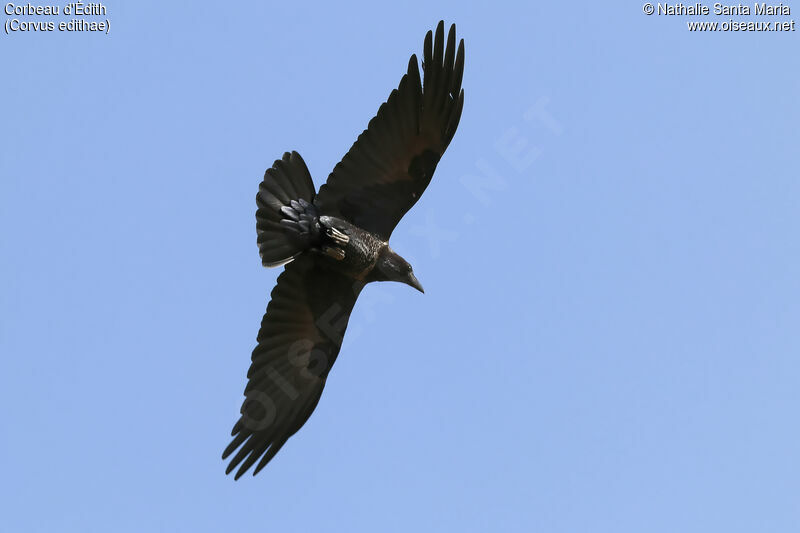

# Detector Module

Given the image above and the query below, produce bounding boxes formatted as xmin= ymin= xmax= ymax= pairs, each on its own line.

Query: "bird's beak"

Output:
xmin=406 ymin=272 xmax=424 ymax=294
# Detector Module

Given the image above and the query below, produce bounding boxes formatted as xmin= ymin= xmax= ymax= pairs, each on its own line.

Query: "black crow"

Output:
xmin=223 ymin=21 xmax=465 ymax=478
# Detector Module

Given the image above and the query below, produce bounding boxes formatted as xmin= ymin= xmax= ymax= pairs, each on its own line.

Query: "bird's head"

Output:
xmin=374 ymin=246 xmax=424 ymax=293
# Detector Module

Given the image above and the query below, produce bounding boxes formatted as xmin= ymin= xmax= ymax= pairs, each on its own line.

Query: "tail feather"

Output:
xmin=256 ymin=152 xmax=319 ymax=267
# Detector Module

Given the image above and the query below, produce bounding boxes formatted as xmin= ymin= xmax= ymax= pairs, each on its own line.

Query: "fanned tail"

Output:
xmin=255 ymin=151 xmax=320 ymax=267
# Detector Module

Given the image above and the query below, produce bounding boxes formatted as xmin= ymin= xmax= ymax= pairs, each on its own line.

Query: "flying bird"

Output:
xmin=223 ymin=21 xmax=465 ymax=478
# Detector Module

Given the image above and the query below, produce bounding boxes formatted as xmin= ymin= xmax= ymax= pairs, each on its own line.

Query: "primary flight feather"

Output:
xmin=223 ymin=21 xmax=465 ymax=479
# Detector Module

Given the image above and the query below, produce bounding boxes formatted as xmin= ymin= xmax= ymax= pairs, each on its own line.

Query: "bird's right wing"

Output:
xmin=223 ymin=256 xmax=364 ymax=478
xmin=314 ymin=21 xmax=465 ymax=241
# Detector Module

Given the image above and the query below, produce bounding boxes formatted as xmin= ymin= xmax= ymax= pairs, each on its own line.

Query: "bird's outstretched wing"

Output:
xmin=314 ymin=21 xmax=465 ymax=240
xmin=223 ymin=256 xmax=364 ymax=478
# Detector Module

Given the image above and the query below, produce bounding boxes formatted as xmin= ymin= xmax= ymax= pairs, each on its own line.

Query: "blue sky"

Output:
xmin=2 ymin=1 xmax=799 ymax=531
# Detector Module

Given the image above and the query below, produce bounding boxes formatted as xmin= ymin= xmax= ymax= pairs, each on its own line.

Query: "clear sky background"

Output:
xmin=2 ymin=1 xmax=799 ymax=531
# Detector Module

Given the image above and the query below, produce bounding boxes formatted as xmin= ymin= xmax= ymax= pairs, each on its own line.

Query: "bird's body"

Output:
xmin=223 ymin=21 xmax=464 ymax=478
xmin=316 ymin=215 xmax=385 ymax=280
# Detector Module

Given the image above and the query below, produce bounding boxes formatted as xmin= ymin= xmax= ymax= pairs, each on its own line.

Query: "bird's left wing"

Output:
xmin=314 ymin=21 xmax=465 ymax=240
xmin=223 ymin=256 xmax=364 ymax=478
